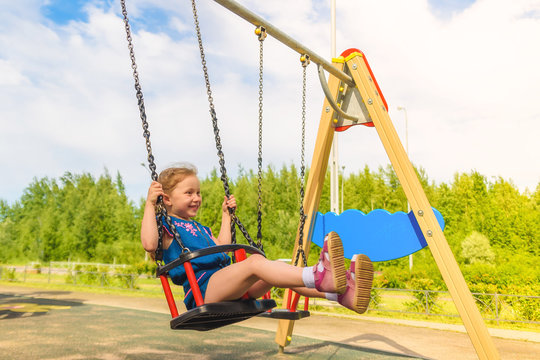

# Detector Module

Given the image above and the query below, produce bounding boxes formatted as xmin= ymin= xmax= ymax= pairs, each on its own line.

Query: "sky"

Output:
xmin=1 ymin=0 xmax=539 ymax=206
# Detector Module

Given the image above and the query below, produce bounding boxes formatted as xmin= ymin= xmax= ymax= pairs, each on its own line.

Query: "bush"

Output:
xmin=513 ymin=296 xmax=540 ymax=322
xmin=405 ymin=278 xmax=442 ymax=314
xmin=75 ymin=265 xmax=100 ymax=286
xmin=32 ymin=263 xmax=42 ymax=274
xmin=1 ymin=267 xmax=17 ymax=281
xmin=504 ymin=284 xmax=540 ymax=322
xmin=469 ymin=283 xmax=499 ymax=316
xmin=374 ymin=268 xmax=407 ymax=289
xmin=464 ymin=263 xmax=500 ymax=287
xmin=461 ymin=231 xmax=495 ymax=265
xmin=369 ymin=288 xmax=381 ymax=309
xmin=114 ymin=272 xmax=137 ymax=289
xmin=129 ymin=261 xmax=157 ymax=276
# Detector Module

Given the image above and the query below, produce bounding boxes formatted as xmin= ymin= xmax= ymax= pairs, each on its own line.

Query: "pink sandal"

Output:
xmin=338 ymin=254 xmax=374 ymax=314
xmin=313 ymin=231 xmax=347 ymax=294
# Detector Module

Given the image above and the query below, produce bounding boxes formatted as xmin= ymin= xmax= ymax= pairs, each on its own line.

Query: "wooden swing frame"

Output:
xmin=210 ymin=1 xmax=501 ymax=359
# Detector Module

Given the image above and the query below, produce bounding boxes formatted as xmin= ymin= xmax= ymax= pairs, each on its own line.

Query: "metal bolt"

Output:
xmin=368 ymin=99 xmax=373 ymax=105
xmin=352 ymin=64 xmax=358 ymax=70
xmin=418 ymin=210 xmax=424 ymax=216
xmin=326 ymin=106 xmax=330 ymax=113
xmin=427 ymin=230 xmax=433 ymax=237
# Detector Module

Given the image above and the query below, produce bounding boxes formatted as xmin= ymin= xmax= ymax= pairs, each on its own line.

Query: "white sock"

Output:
xmin=350 ymin=254 xmax=358 ymax=280
xmin=326 ymin=292 xmax=338 ymax=302
xmin=302 ymin=266 xmax=315 ymax=288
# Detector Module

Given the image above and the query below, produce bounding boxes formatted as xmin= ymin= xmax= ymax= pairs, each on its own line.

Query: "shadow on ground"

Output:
xmin=286 ymin=333 xmax=429 ymax=359
xmin=0 ymin=292 xmax=83 ymax=320
xmin=0 ymin=291 xmax=425 ymax=360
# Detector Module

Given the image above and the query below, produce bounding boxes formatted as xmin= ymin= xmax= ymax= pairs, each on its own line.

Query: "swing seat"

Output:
xmin=171 ymin=300 xmax=276 ymax=331
xmin=171 ymin=299 xmax=276 ymax=331
xmin=157 ymin=244 xmax=277 ymax=331
xmin=258 ymin=309 xmax=310 ymax=320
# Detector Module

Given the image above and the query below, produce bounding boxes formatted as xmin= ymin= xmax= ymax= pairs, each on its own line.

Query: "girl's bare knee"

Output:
xmin=247 ymin=253 xmax=265 ymax=264
xmin=245 ymin=254 xmax=266 ymax=272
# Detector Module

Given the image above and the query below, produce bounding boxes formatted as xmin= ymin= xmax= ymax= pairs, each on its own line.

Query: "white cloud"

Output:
xmin=0 ymin=59 xmax=29 ymax=85
xmin=334 ymin=0 xmax=540 ymax=192
xmin=0 ymin=0 xmax=539 ymax=206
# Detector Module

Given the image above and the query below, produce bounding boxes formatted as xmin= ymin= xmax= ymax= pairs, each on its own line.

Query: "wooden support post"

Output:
xmin=274 ymin=60 xmax=345 ymax=349
xmin=344 ymin=51 xmax=500 ymax=360
xmin=275 ymin=47 xmax=500 ymax=360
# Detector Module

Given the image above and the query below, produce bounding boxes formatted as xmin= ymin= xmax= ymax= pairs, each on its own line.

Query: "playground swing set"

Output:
xmin=120 ymin=0 xmax=501 ymax=359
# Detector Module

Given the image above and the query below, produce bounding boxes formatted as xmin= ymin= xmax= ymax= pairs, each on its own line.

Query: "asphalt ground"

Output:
xmin=1 ymin=284 xmax=538 ymax=360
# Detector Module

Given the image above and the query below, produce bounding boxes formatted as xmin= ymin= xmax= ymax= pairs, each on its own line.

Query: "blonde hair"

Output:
xmin=158 ymin=162 xmax=198 ymax=193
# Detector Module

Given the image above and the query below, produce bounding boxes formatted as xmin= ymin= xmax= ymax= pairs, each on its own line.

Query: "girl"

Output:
xmin=141 ymin=163 xmax=374 ymax=314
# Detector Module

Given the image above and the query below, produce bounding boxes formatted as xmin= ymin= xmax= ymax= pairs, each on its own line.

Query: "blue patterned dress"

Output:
xmin=161 ymin=216 xmax=231 ymax=310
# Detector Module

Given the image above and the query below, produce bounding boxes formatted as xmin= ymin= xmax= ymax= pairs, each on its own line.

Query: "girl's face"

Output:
xmin=163 ymin=175 xmax=202 ymax=220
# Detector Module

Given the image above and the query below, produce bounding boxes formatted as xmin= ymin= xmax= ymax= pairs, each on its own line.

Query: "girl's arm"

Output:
xmin=141 ymin=181 xmax=165 ymax=252
xmin=214 ymin=195 xmax=237 ymax=245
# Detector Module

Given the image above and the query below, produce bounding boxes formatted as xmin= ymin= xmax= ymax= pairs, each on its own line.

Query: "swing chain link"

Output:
xmin=120 ymin=0 xmax=157 ymax=183
xmin=120 ymin=0 xmax=189 ymax=260
xmin=294 ymin=55 xmax=310 ymax=267
xmin=191 ymin=0 xmax=259 ymax=251
xmin=256 ymin=26 xmax=266 ymax=250
xmin=190 ymin=0 xmax=225 ymax=189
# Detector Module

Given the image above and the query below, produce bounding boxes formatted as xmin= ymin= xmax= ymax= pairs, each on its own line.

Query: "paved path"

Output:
xmin=1 ymin=284 xmax=538 ymax=359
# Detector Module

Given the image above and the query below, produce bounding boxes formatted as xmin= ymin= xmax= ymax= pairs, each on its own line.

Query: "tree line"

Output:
xmin=0 ymin=165 xmax=538 ymax=295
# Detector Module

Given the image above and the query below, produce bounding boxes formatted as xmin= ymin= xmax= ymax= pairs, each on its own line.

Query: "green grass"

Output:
xmin=0 ymin=279 xmax=165 ymax=298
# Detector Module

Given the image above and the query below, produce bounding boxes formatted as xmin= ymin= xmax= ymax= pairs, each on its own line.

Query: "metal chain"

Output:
xmin=120 ymin=0 xmax=157 ymax=182
xmin=190 ymin=0 xmax=258 ymax=249
xmin=256 ymin=26 xmax=266 ymax=250
xmin=294 ymin=54 xmax=310 ymax=267
xmin=120 ymin=0 xmax=188 ymax=261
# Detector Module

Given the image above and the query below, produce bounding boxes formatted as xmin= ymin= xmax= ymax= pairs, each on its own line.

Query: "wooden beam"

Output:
xmin=345 ymin=51 xmax=500 ymax=360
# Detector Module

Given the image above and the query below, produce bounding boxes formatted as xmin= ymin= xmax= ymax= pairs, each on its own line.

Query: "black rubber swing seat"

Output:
xmin=170 ymin=299 xmax=276 ymax=331
xmin=258 ymin=308 xmax=310 ymax=320
xmin=157 ymin=244 xmax=277 ymax=331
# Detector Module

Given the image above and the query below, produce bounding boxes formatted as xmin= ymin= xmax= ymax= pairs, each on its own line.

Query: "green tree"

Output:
xmin=461 ymin=231 xmax=495 ymax=264
xmin=345 ymin=165 xmax=376 ymax=213
xmin=483 ymin=178 xmax=536 ymax=254
xmin=0 ymin=171 xmax=141 ymax=264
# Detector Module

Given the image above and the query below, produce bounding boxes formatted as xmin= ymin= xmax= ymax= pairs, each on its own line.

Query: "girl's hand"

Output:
xmin=222 ymin=195 xmax=237 ymax=213
xmin=147 ymin=181 xmax=164 ymax=206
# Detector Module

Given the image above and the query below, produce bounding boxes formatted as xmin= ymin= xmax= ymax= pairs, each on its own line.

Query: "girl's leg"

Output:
xmin=205 ymin=254 xmax=305 ymax=303
xmin=246 ymin=280 xmax=272 ymax=299
xmin=246 ymin=283 xmax=326 ymax=300
xmin=290 ymin=287 xmax=326 ymax=299
xmin=205 ymin=231 xmax=347 ymax=304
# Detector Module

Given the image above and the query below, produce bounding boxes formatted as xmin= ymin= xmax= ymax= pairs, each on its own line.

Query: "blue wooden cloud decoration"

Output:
xmin=311 ymin=208 xmax=445 ymax=262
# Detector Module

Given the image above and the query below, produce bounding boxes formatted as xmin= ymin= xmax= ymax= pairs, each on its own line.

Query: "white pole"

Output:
xmin=329 ymin=0 xmax=340 ymax=214
xmin=397 ymin=106 xmax=412 ymax=270
xmin=341 ymin=165 xmax=345 ymax=213
xmin=331 ymin=0 xmax=336 ymax=57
